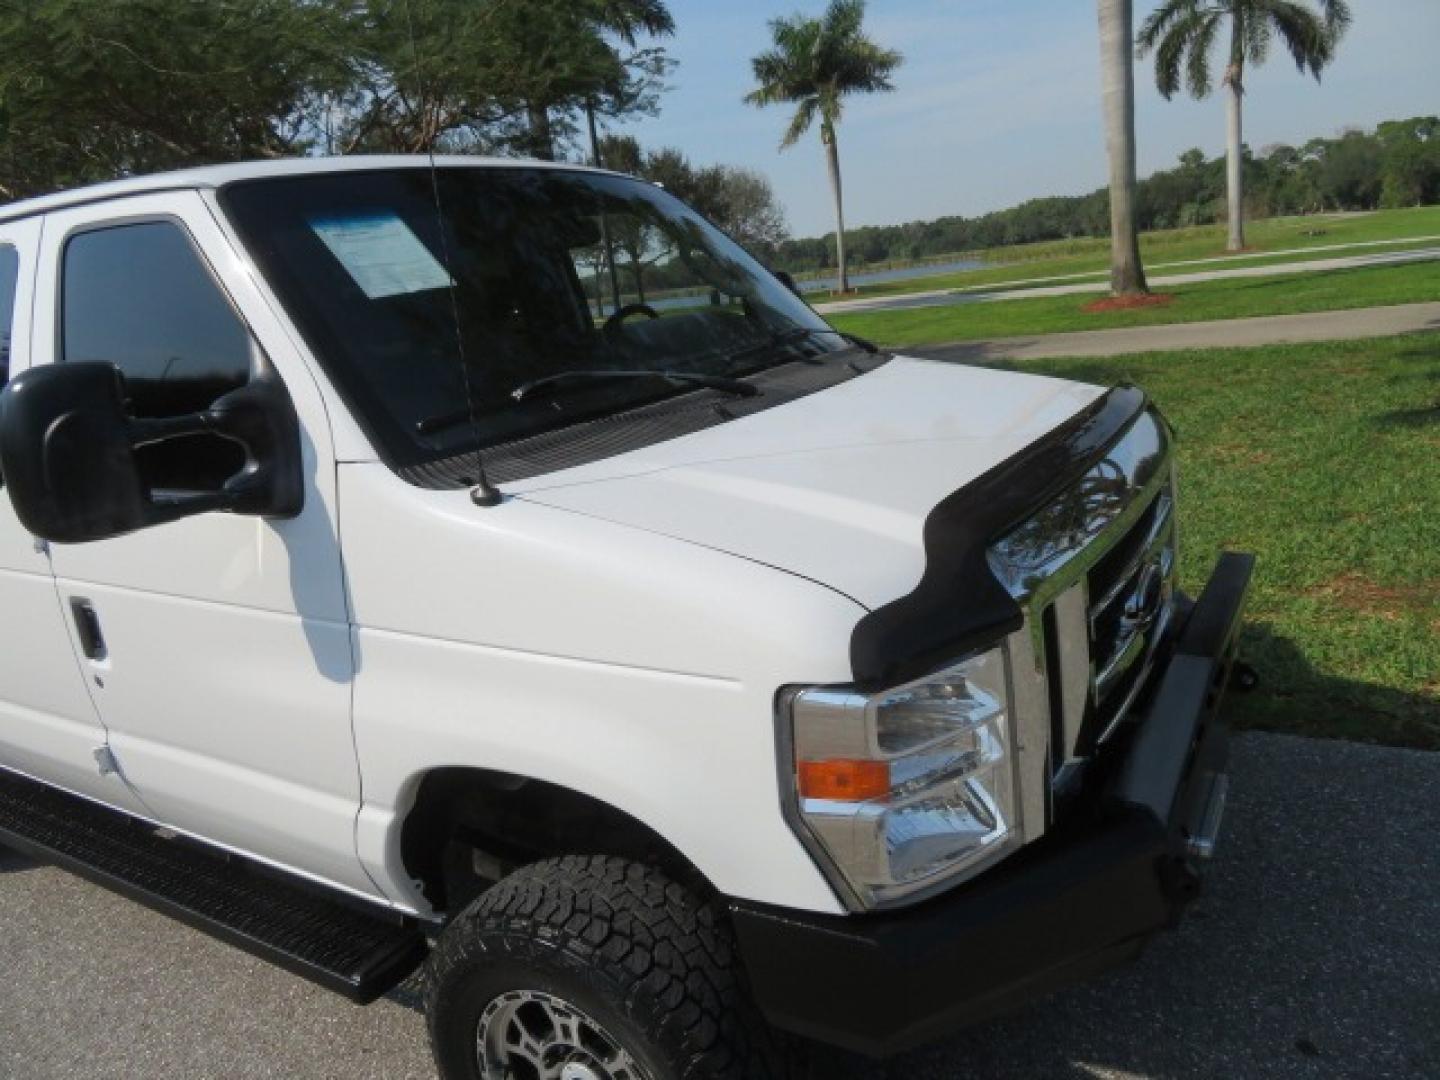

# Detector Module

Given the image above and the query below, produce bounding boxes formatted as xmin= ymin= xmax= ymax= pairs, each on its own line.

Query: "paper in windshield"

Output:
xmin=309 ymin=212 xmax=452 ymax=299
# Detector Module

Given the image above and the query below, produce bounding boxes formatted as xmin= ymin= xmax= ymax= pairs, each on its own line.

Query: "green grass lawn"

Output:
xmin=837 ymin=205 xmax=1440 ymax=300
xmin=988 ymin=333 xmax=1440 ymax=750
xmin=828 ymin=260 xmax=1440 ymax=348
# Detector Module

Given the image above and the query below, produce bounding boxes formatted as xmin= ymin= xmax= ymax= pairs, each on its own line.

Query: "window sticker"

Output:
xmin=309 ymin=212 xmax=452 ymax=299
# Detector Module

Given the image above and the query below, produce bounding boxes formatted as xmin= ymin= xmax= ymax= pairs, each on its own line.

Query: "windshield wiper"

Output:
xmin=414 ymin=370 xmax=759 ymax=437
xmin=510 ymin=369 xmax=760 ymax=404
xmin=721 ymin=326 xmax=879 ymax=371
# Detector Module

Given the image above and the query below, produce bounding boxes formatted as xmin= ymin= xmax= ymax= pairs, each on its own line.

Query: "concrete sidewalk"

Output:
xmin=903 ymin=301 xmax=1440 ymax=364
xmin=1148 ymin=232 xmax=1440 ymax=271
xmin=817 ymin=246 xmax=1440 ymax=315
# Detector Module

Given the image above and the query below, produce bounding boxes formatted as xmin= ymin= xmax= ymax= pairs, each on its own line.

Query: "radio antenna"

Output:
xmin=403 ymin=0 xmax=502 ymax=506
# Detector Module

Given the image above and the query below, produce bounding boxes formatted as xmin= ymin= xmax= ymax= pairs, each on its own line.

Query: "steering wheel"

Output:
xmin=603 ymin=303 xmax=660 ymax=337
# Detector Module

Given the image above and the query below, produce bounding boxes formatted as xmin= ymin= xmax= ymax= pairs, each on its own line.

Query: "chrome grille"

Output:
xmin=1085 ymin=488 xmax=1176 ymax=748
xmin=989 ymin=406 xmax=1177 ymax=812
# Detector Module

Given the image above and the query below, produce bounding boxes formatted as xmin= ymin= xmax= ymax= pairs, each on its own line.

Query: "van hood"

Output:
xmin=514 ymin=357 xmax=1105 ymax=609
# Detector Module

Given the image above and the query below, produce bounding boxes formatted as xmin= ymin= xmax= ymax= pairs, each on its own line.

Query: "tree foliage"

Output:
xmin=0 ymin=0 xmax=674 ymax=199
xmin=0 ymin=0 xmax=351 ymax=198
xmin=1137 ymin=0 xmax=1351 ymax=99
xmin=599 ymin=134 xmax=789 ymax=258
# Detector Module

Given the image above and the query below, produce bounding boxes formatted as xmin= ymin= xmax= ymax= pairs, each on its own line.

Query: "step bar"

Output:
xmin=0 ymin=767 xmax=427 ymax=1003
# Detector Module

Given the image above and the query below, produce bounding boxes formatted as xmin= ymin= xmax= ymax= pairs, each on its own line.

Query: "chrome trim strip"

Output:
xmin=1089 ymin=494 xmax=1175 ymax=623
xmin=1095 ymin=599 xmax=1175 ymax=745
xmin=771 ymin=687 xmax=870 ymax=914
xmin=1093 ymin=532 xmax=1177 ymax=741
xmin=1187 ymin=773 xmax=1229 ymax=860
xmin=1051 ymin=583 xmax=1093 ymax=764
xmin=1004 ymin=619 xmax=1051 ymax=845
xmin=987 ymin=410 xmax=1170 ymax=605
xmin=1095 ymin=620 xmax=1149 ymax=699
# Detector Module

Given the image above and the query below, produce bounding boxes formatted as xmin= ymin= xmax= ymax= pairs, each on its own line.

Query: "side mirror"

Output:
xmin=0 ymin=362 xmax=302 ymax=544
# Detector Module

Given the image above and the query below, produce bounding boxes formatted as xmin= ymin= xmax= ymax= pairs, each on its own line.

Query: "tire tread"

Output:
xmin=424 ymin=855 xmax=785 ymax=1080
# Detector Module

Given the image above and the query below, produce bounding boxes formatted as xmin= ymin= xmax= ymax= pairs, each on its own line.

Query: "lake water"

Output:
xmin=601 ymin=255 xmax=990 ymax=315
xmin=797 ymin=257 xmax=987 ymax=294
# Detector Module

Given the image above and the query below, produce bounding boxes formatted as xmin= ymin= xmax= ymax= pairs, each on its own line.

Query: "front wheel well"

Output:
xmin=399 ymin=767 xmax=709 ymax=916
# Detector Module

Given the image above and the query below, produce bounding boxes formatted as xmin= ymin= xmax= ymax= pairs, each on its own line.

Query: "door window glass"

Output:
xmin=0 ymin=245 xmax=20 ymax=385
xmin=61 ymin=221 xmax=251 ymax=489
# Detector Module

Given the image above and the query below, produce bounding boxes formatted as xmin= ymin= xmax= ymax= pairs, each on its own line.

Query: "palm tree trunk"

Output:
xmin=1223 ymin=15 xmax=1246 ymax=252
xmin=1098 ymin=0 xmax=1148 ymax=295
xmin=1224 ymin=78 xmax=1245 ymax=250
xmin=823 ymin=122 xmax=849 ymax=293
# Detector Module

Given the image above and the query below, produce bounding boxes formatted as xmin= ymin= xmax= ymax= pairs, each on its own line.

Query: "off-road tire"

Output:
xmin=424 ymin=854 xmax=788 ymax=1080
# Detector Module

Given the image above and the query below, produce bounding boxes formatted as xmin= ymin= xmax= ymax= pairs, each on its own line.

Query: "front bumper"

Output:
xmin=731 ymin=552 xmax=1254 ymax=1057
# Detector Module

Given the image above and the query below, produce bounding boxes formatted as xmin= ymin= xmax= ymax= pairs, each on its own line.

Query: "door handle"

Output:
xmin=70 ymin=599 xmax=107 ymax=660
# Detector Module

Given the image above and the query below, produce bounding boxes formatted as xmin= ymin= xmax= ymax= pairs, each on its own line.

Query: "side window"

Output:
xmin=62 ymin=221 xmax=251 ymax=490
xmin=0 ymin=245 xmax=20 ymax=385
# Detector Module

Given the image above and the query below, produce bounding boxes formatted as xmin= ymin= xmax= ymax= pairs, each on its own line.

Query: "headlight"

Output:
xmin=783 ymin=647 xmax=1020 ymax=910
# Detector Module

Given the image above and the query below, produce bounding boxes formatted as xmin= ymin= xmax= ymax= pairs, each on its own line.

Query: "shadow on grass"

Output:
xmin=1377 ymin=404 xmax=1440 ymax=429
xmin=1219 ymin=261 xmax=1426 ymax=294
xmin=1230 ymin=622 xmax=1438 ymax=749
xmin=981 ymin=355 xmax=1134 ymax=384
xmin=1377 ymin=340 xmax=1440 ymax=427
xmin=1389 ymin=340 xmax=1440 ymax=363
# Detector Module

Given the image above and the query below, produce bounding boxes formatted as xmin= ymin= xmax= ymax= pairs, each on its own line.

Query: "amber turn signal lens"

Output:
xmin=797 ymin=759 xmax=891 ymax=802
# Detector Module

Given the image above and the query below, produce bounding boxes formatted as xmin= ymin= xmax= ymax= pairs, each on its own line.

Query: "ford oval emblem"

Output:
xmin=1122 ymin=562 xmax=1165 ymax=632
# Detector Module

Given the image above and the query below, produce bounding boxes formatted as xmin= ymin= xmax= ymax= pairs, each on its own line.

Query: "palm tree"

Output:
xmin=1098 ymin=0 xmax=1148 ymax=295
xmin=745 ymin=0 xmax=900 ymax=293
xmin=1137 ymin=0 xmax=1351 ymax=252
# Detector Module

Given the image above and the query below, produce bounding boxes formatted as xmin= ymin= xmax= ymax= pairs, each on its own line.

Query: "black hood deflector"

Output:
xmin=850 ymin=385 xmax=1148 ymax=687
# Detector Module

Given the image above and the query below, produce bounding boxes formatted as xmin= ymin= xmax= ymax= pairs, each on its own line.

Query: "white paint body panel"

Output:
xmin=0 ymin=167 xmax=1107 ymax=917
xmin=26 ymin=192 xmax=374 ymax=895
xmin=515 ymin=359 xmax=1104 ymax=608
xmin=338 ymin=361 xmax=1097 ymax=912
xmin=341 ymin=465 xmax=861 ymax=913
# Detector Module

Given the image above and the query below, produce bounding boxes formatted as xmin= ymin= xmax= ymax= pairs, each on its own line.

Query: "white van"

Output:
xmin=0 ymin=157 xmax=1252 ymax=1080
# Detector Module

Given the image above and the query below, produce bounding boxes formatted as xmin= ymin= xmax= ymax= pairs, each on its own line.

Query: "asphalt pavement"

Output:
xmin=2 ymin=731 xmax=1437 ymax=1079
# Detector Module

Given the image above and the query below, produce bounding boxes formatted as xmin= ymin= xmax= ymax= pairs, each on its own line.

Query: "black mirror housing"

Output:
xmin=208 ymin=376 xmax=304 ymax=518
xmin=0 ymin=363 xmax=155 ymax=542
xmin=0 ymin=362 xmax=302 ymax=544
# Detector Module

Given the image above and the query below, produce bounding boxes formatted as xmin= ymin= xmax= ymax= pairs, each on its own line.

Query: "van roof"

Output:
xmin=0 ymin=155 xmax=616 ymax=225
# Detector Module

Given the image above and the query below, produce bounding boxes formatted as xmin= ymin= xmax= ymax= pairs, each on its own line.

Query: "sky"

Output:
xmin=619 ymin=0 xmax=1440 ymax=238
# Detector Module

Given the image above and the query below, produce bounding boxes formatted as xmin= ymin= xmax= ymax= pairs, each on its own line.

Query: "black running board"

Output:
xmin=0 ymin=767 xmax=426 ymax=1003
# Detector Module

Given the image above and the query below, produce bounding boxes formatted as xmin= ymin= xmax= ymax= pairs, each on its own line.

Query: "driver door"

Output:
xmin=0 ymin=216 xmax=152 ymax=813
xmin=31 ymin=193 xmax=375 ymax=896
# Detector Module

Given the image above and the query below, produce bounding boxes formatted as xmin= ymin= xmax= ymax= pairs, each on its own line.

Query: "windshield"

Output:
xmin=220 ymin=166 xmax=848 ymax=470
